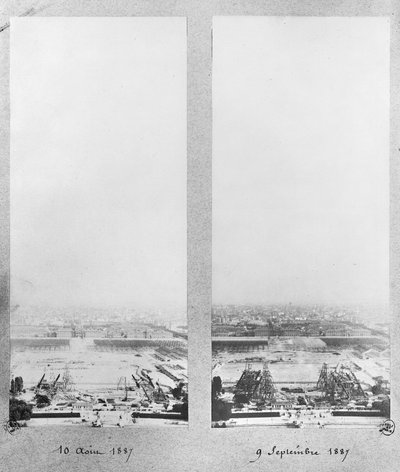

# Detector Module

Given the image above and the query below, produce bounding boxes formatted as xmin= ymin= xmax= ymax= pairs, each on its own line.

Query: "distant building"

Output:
xmin=212 ymin=325 xmax=236 ymax=336
xmin=254 ymin=326 xmax=273 ymax=337
xmin=57 ymin=328 xmax=73 ymax=338
xmin=282 ymin=327 xmax=302 ymax=337
xmin=10 ymin=325 xmax=47 ymax=338
xmin=85 ymin=329 xmax=105 ymax=338
xmin=324 ymin=324 xmax=349 ymax=336
xmin=151 ymin=329 xmax=173 ymax=339
xmin=124 ymin=328 xmax=147 ymax=338
xmin=350 ymin=327 xmax=371 ymax=336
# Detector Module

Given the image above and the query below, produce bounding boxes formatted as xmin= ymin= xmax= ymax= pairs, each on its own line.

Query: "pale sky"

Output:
xmin=213 ymin=17 xmax=390 ymax=306
xmin=11 ymin=18 xmax=187 ymax=310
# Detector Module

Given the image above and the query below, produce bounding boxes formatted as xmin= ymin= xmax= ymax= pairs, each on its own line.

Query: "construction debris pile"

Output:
xmin=233 ymin=362 xmax=274 ymax=405
xmin=317 ymin=362 xmax=365 ymax=401
xmin=118 ymin=371 xmax=169 ymax=404
xmin=224 ymin=359 xmax=374 ymax=412
xmin=15 ymin=360 xmax=189 ymax=427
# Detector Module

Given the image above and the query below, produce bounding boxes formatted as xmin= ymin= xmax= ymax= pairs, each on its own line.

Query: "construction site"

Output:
xmin=212 ymin=337 xmax=390 ymax=428
xmin=11 ymin=336 xmax=188 ymax=427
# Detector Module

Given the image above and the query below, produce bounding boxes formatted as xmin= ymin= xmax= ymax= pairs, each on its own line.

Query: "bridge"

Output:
xmin=318 ymin=336 xmax=385 ymax=346
xmin=93 ymin=338 xmax=187 ymax=350
xmin=164 ymin=329 xmax=188 ymax=340
xmin=11 ymin=338 xmax=70 ymax=351
xmin=212 ymin=337 xmax=270 ymax=351
xmin=11 ymin=337 xmax=187 ymax=351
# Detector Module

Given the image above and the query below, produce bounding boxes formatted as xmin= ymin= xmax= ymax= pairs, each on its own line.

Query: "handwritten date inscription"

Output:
xmin=250 ymin=445 xmax=350 ymax=463
xmin=53 ymin=445 xmax=133 ymax=463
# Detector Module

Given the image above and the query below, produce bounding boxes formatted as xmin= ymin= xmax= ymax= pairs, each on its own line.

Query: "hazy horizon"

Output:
xmin=11 ymin=301 xmax=187 ymax=314
xmin=213 ymin=17 xmax=390 ymax=307
xmin=11 ymin=18 xmax=187 ymax=310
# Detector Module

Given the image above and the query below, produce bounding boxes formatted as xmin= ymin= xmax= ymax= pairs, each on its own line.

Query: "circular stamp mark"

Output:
xmin=3 ymin=419 xmax=21 ymax=435
xmin=379 ymin=419 xmax=395 ymax=436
